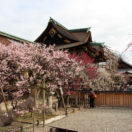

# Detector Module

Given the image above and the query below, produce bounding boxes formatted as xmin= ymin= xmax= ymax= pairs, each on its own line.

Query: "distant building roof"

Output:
xmin=0 ymin=30 xmax=35 ymax=44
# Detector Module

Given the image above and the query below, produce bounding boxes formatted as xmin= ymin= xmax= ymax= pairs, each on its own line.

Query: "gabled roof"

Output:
xmin=0 ymin=30 xmax=35 ymax=44
xmin=35 ymin=17 xmax=92 ymax=45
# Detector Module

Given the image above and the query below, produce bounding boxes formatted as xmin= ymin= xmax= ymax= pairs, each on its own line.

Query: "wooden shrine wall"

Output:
xmin=69 ymin=91 xmax=132 ymax=107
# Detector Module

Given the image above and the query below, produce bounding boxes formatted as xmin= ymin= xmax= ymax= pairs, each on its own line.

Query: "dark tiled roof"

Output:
xmin=35 ymin=18 xmax=91 ymax=43
xmin=51 ymin=22 xmax=80 ymax=42
xmin=70 ymin=32 xmax=90 ymax=42
xmin=51 ymin=18 xmax=91 ymax=42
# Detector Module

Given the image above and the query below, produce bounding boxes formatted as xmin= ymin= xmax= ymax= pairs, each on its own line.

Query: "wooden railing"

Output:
xmin=69 ymin=91 xmax=89 ymax=108
xmin=69 ymin=91 xmax=132 ymax=107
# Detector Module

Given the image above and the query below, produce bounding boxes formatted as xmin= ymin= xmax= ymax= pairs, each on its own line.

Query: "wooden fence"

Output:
xmin=69 ymin=91 xmax=132 ymax=107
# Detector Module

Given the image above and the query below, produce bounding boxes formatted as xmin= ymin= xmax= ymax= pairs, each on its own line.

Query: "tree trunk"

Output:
xmin=75 ymin=96 xmax=78 ymax=107
xmin=34 ymin=87 xmax=37 ymax=108
xmin=0 ymin=86 xmax=9 ymax=114
xmin=67 ymin=95 xmax=69 ymax=106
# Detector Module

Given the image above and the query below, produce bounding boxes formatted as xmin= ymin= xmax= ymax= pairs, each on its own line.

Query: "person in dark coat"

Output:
xmin=89 ymin=88 xmax=95 ymax=108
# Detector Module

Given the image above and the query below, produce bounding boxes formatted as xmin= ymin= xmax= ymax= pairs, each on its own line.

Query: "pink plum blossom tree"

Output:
xmin=0 ymin=41 xmax=98 ymax=111
xmin=0 ymin=42 xmax=82 ymax=107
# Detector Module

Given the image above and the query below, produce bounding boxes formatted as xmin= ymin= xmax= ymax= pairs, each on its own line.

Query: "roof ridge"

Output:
xmin=0 ymin=30 xmax=36 ymax=44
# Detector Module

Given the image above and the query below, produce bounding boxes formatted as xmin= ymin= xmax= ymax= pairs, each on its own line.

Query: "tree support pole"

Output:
xmin=42 ymin=89 xmax=45 ymax=127
xmin=32 ymin=110 xmax=35 ymax=132
xmin=32 ymin=87 xmax=37 ymax=132
xmin=59 ymin=86 xmax=65 ymax=109
xmin=42 ymin=79 xmax=46 ymax=128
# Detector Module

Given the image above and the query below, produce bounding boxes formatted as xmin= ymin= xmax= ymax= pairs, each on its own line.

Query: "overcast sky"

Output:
xmin=0 ymin=0 xmax=132 ymax=53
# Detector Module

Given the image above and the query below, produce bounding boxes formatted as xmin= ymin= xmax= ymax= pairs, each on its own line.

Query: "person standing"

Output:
xmin=89 ymin=88 xmax=96 ymax=108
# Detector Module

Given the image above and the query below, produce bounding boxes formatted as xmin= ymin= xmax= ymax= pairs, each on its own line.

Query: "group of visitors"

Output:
xmin=88 ymin=83 xmax=132 ymax=108
xmin=119 ymin=84 xmax=132 ymax=91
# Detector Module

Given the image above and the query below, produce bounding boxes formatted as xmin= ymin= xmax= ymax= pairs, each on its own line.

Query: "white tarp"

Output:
xmin=121 ymin=42 xmax=132 ymax=66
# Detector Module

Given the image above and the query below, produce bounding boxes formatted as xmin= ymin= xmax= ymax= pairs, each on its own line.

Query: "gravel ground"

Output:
xmin=26 ymin=107 xmax=132 ymax=132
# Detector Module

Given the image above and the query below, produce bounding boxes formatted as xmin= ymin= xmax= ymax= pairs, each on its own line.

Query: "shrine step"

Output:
xmin=50 ymin=127 xmax=78 ymax=132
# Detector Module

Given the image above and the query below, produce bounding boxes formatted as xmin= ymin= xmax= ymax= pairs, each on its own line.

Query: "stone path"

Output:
xmin=26 ymin=107 xmax=132 ymax=132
